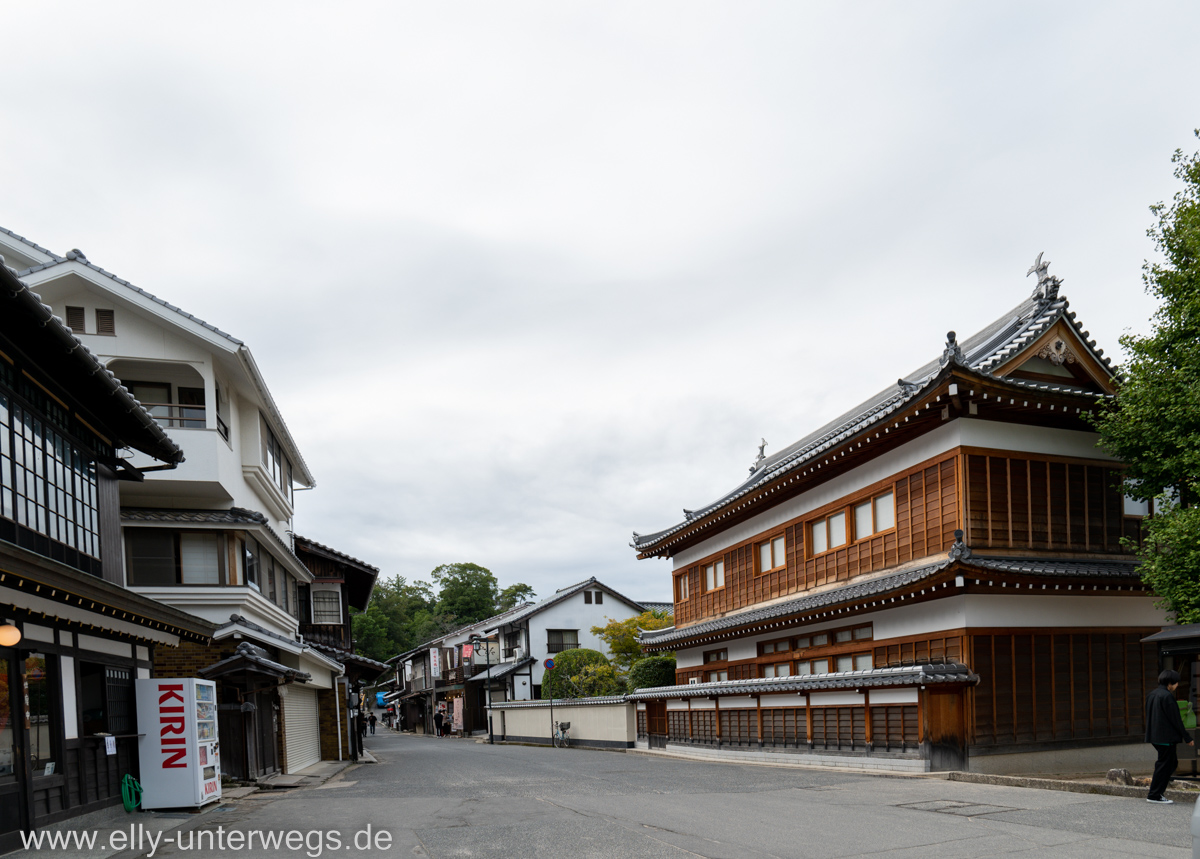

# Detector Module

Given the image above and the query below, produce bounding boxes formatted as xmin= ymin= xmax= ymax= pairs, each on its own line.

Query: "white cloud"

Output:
xmin=3 ymin=0 xmax=1196 ymax=603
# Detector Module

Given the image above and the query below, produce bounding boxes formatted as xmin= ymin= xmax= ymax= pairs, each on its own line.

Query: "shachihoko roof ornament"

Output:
xmin=1027 ymin=251 xmax=1061 ymax=302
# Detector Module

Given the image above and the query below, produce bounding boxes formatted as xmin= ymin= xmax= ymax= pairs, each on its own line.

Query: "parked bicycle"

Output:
xmin=553 ymin=720 xmax=571 ymax=748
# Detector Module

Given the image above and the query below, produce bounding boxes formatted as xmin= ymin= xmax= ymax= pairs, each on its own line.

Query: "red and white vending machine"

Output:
xmin=135 ymin=678 xmax=221 ymax=808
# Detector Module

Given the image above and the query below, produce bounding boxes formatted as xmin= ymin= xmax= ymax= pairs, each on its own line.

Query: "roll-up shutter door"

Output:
xmin=282 ymin=685 xmax=321 ymax=772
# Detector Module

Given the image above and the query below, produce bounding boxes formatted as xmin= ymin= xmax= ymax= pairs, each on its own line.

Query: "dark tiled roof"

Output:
xmin=970 ymin=558 xmax=1139 ymax=578
xmin=488 ymin=694 xmax=630 ymax=709
xmin=626 ymin=662 xmax=978 ymax=700
xmin=485 ymin=577 xmax=647 ymax=630
xmin=640 ymin=602 xmax=674 ymax=615
xmin=217 ymin=613 xmax=303 ymax=648
xmin=293 ymin=534 xmax=379 ymax=572
xmin=632 ymin=278 xmax=1114 ymax=554
xmin=305 ymin=640 xmax=390 ymax=671
xmin=639 ymin=560 xmax=952 ymax=647
xmin=198 ymin=641 xmax=311 ymax=682
xmin=123 ymin=506 xmax=268 ymax=526
xmin=122 ymin=507 xmax=309 ymax=574
xmin=638 ymin=556 xmax=1142 ymax=648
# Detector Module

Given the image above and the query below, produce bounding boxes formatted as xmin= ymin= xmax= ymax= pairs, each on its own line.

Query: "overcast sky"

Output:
xmin=4 ymin=2 xmax=1199 ymax=605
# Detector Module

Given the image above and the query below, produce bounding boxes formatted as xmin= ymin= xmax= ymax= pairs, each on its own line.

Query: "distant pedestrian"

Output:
xmin=433 ymin=707 xmax=444 ymax=737
xmin=1145 ymin=669 xmax=1194 ymax=803
xmin=368 ymin=712 xmax=377 ymax=735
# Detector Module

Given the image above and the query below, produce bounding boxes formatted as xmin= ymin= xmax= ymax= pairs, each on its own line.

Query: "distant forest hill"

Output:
xmin=351 ymin=563 xmax=536 ymax=662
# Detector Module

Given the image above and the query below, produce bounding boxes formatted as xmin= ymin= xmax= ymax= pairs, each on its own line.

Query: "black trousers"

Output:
xmin=1149 ymin=743 xmax=1178 ymax=798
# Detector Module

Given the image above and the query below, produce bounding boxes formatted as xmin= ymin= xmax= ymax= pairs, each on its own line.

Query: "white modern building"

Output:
xmin=0 ymin=227 xmax=343 ymax=778
xmin=485 ymin=577 xmax=647 ymax=700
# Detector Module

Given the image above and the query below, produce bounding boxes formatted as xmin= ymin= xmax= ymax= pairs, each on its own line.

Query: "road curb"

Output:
xmin=947 ymin=771 xmax=1200 ymax=803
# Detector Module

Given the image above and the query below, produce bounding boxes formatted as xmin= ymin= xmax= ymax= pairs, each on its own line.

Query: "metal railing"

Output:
xmin=137 ymin=402 xmax=207 ymax=430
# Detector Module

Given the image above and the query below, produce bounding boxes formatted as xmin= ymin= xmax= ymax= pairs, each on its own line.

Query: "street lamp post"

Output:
xmin=470 ymin=635 xmax=495 ymax=744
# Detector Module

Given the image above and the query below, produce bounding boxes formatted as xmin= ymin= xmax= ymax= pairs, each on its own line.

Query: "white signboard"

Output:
xmin=430 ymin=648 xmax=440 ymax=677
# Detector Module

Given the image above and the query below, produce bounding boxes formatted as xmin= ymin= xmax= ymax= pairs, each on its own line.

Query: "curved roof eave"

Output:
xmin=631 ymin=284 xmax=1115 ymax=557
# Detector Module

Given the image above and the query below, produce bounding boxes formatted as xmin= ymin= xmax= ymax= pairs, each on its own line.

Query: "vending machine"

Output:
xmin=135 ymin=678 xmax=221 ymax=809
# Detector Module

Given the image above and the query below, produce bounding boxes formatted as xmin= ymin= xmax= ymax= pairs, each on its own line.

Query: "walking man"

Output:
xmin=1146 ymin=668 xmax=1194 ymax=803
xmin=368 ymin=712 xmax=377 ymax=735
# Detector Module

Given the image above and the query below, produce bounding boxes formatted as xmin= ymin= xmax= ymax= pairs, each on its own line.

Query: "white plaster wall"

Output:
xmin=525 ymin=592 xmax=643 ymax=687
xmin=674 ymin=420 xmax=1110 ymax=570
xmin=493 ymin=702 xmax=635 ymax=745
xmin=28 ymin=268 xmax=296 ymax=535
xmin=669 ymin=593 xmax=1165 ymax=668
xmin=131 ymin=585 xmax=299 ymax=638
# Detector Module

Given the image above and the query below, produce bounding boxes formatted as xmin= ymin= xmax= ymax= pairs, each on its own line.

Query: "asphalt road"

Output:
xmin=143 ymin=732 xmax=1197 ymax=858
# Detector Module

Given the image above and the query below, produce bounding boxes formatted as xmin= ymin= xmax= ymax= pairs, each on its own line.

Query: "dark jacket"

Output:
xmin=1145 ymin=685 xmax=1194 ymax=745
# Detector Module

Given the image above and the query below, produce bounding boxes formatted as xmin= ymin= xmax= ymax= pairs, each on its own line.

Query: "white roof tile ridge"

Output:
xmin=0 ymin=225 xmax=62 ymax=261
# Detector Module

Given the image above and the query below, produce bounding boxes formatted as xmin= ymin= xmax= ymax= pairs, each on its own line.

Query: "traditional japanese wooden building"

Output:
xmin=629 ymin=259 xmax=1163 ymax=773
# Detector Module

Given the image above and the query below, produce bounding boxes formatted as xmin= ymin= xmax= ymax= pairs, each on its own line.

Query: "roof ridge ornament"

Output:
xmin=748 ymin=438 xmax=767 ymax=475
xmin=897 ymin=377 xmax=921 ymax=395
xmin=1026 ymin=251 xmax=1061 ymax=302
xmin=940 ymin=331 xmax=966 ymax=367
xmin=948 ymin=529 xmax=972 ymax=561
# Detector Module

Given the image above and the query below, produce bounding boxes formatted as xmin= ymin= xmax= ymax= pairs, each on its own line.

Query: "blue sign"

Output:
xmin=544 ymin=658 xmax=555 ymax=670
xmin=375 ymin=692 xmax=387 ymax=707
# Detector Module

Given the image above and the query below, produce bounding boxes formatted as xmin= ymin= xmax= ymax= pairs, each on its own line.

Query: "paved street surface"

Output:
xmin=63 ymin=732 xmax=1200 ymax=859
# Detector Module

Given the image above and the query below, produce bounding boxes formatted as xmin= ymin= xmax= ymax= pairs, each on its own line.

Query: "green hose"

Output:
xmin=121 ymin=774 xmax=142 ymax=812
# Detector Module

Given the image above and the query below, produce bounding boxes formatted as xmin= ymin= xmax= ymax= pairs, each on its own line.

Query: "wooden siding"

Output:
xmin=875 ymin=634 xmax=963 ymax=668
xmin=655 ymin=703 xmax=919 ymax=752
xmin=964 ymin=453 xmax=1128 ymax=553
xmin=969 ymin=631 xmax=1157 ymax=747
xmin=674 ymin=454 xmax=960 ymax=627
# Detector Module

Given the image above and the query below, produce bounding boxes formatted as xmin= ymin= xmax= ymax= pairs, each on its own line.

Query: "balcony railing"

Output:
xmin=138 ymin=402 xmax=207 ymax=430
xmin=546 ymin=642 xmax=577 ymax=654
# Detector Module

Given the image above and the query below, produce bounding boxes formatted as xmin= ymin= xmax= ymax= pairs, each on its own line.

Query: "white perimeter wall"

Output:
xmin=492 ymin=701 xmax=635 ymax=745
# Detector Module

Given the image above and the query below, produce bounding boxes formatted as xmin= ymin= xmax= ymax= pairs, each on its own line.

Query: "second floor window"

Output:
xmin=853 ymin=491 xmax=895 ymax=541
xmin=504 ymin=631 xmax=521 ymax=658
xmin=675 ymin=572 xmax=690 ymax=602
xmin=704 ymin=560 xmax=725 ymax=591
xmin=127 ymin=529 xmax=222 ymax=585
xmin=312 ymin=590 xmax=341 ymax=624
xmin=261 ymin=417 xmax=294 ymax=506
xmin=758 ymin=535 xmax=786 ymax=574
xmin=546 ymin=629 xmax=578 ymax=653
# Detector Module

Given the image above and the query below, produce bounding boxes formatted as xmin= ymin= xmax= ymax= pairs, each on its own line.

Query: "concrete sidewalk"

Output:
xmin=630 ymin=744 xmax=1200 ymax=803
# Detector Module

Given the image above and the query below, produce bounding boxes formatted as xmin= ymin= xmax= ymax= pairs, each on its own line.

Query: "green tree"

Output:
xmin=627 ymin=655 xmax=677 ymax=690
xmin=570 ymin=663 xmax=627 ymax=697
xmin=432 ymin=563 xmax=499 ymax=625
xmin=540 ymin=648 xmax=610 ymax=698
xmin=590 ymin=609 xmax=674 ymax=672
xmin=352 ymin=575 xmax=446 ymax=662
xmin=498 ymin=583 xmax=537 ymax=611
xmin=1093 ymin=131 xmax=1200 ymax=621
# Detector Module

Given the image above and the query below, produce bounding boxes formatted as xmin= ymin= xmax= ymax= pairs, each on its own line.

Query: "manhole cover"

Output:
xmin=897 ymin=799 xmax=1018 ymax=816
